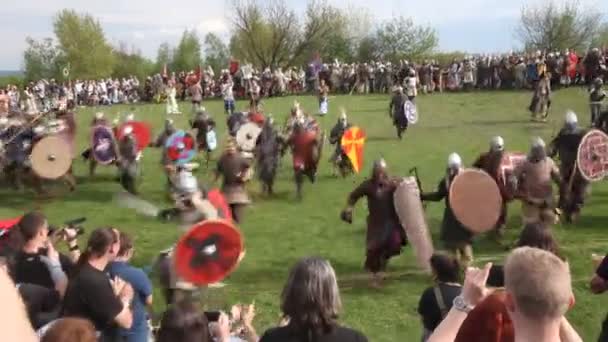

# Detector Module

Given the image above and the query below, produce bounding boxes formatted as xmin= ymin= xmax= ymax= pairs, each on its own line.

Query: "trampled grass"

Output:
xmin=1 ymin=88 xmax=607 ymax=341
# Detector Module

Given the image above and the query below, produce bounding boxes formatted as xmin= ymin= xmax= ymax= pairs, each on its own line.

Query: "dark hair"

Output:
xmin=117 ymin=231 xmax=133 ymax=258
xmin=430 ymin=253 xmax=460 ymax=283
xmin=281 ymin=257 xmax=341 ymax=336
xmin=76 ymin=228 xmax=118 ymax=270
xmin=156 ymin=300 xmax=211 ymax=342
xmin=41 ymin=318 xmax=97 ymax=342
xmin=9 ymin=212 xmax=47 ymax=250
xmin=516 ymin=223 xmax=562 ymax=259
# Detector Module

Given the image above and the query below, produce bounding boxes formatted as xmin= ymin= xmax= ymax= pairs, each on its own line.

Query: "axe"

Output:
xmin=408 ymin=167 xmax=427 ymax=209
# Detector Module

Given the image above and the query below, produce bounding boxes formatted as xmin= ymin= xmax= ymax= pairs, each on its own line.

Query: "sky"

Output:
xmin=0 ymin=0 xmax=606 ymax=70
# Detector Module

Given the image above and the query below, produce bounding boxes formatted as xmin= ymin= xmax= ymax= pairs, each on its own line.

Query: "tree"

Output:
xmin=356 ymin=36 xmax=380 ymax=62
xmin=203 ymin=33 xmax=230 ymax=74
xmin=591 ymin=23 xmax=608 ymax=48
xmin=172 ymin=30 xmax=202 ymax=72
xmin=229 ymin=0 xmax=351 ymax=68
xmin=375 ymin=16 xmax=438 ymax=61
xmin=516 ymin=0 xmax=602 ymax=51
xmin=113 ymin=43 xmax=155 ymax=81
xmin=22 ymin=37 xmax=63 ymax=81
xmin=53 ymin=9 xmax=115 ymax=79
xmin=155 ymin=42 xmax=173 ymax=72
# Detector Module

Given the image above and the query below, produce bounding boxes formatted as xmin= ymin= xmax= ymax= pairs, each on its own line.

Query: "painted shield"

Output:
xmin=449 ymin=169 xmax=503 ymax=234
xmin=404 ymin=100 xmax=418 ymax=124
xmin=165 ymin=130 xmax=196 ymax=165
xmin=394 ymin=177 xmax=433 ymax=273
xmin=116 ymin=121 xmax=151 ymax=152
xmin=174 ymin=219 xmax=243 ymax=285
xmin=207 ymin=189 xmax=233 ymax=222
xmin=577 ymin=129 xmax=608 ymax=182
xmin=496 ymin=152 xmax=527 ymax=201
xmin=236 ymin=122 xmax=262 ymax=152
xmin=91 ymin=125 xmax=117 ymax=165
xmin=30 ymin=136 xmax=72 ymax=179
xmin=341 ymin=126 xmax=366 ymax=173
xmin=0 ymin=216 xmax=21 ymax=231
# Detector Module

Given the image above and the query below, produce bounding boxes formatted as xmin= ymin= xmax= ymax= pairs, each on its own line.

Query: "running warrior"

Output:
xmin=590 ymin=78 xmax=606 ymax=126
xmin=511 ymin=137 xmax=562 ymax=226
xmin=191 ymin=109 xmax=216 ymax=163
xmin=389 ymin=86 xmax=408 ymax=139
xmin=529 ymin=72 xmax=552 ymax=121
xmin=286 ymin=110 xmax=322 ymax=199
xmin=318 ymin=79 xmax=329 ymax=116
xmin=340 ymin=159 xmax=407 ymax=288
xmin=549 ymin=112 xmax=587 ymax=223
xmin=255 ymin=116 xmax=280 ymax=195
xmin=421 ymin=153 xmax=474 ymax=266
xmin=214 ymin=139 xmax=251 ymax=223
xmin=117 ymin=125 xmax=140 ymax=195
xmin=329 ymin=109 xmax=353 ymax=177
xmin=472 ymin=136 xmax=507 ymax=235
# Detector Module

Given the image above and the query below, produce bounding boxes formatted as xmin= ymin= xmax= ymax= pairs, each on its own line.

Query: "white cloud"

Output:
xmin=0 ymin=0 xmax=606 ymax=69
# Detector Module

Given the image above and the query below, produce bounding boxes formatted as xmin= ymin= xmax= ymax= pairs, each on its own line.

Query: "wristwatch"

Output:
xmin=452 ymin=296 xmax=473 ymax=313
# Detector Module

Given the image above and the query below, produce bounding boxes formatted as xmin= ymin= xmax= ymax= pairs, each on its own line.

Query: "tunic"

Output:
xmin=549 ymin=128 xmax=588 ymax=211
xmin=389 ymin=93 xmax=408 ymax=129
xmin=421 ymin=176 xmax=473 ymax=248
xmin=347 ymin=178 xmax=406 ymax=272
xmin=513 ymin=157 xmax=560 ymax=203
xmin=216 ymin=152 xmax=251 ymax=204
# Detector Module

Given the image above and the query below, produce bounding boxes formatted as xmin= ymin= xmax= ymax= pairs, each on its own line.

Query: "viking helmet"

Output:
xmin=490 ymin=136 xmax=505 ymax=152
xmin=565 ymin=110 xmax=578 ymax=129
xmin=372 ymin=158 xmax=388 ymax=179
xmin=594 ymin=77 xmax=604 ymax=88
xmin=447 ymin=153 xmax=462 ymax=169
xmin=175 ymin=170 xmax=198 ymax=194
xmin=339 ymin=108 xmax=347 ymax=125
xmin=529 ymin=137 xmax=547 ymax=161
xmin=125 ymin=113 xmax=135 ymax=122
xmin=123 ymin=125 xmax=134 ymax=136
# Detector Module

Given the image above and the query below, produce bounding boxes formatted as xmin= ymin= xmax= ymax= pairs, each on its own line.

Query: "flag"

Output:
xmin=341 ymin=126 xmax=366 ymax=173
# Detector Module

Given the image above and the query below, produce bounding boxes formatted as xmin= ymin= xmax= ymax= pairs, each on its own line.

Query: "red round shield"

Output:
xmin=116 ymin=121 xmax=151 ymax=152
xmin=577 ymin=129 xmax=608 ymax=182
xmin=174 ymin=219 xmax=243 ymax=285
xmin=207 ymin=189 xmax=233 ymax=221
xmin=496 ymin=152 xmax=527 ymax=201
xmin=0 ymin=216 xmax=21 ymax=231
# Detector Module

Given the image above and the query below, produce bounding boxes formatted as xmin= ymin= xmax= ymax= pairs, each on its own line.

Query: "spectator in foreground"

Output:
xmin=108 ymin=232 xmax=153 ymax=342
xmin=418 ymin=253 xmax=462 ymax=341
xmin=62 ymin=227 xmax=134 ymax=342
xmin=516 ymin=222 xmax=563 ymax=259
xmin=428 ymin=247 xmax=582 ymax=342
xmin=0 ymin=265 xmax=37 ymax=342
xmin=260 ymin=256 xmax=368 ymax=342
xmin=156 ymin=299 xmax=217 ymax=342
xmin=40 ymin=318 xmax=97 ymax=342
xmin=590 ymin=253 xmax=608 ymax=341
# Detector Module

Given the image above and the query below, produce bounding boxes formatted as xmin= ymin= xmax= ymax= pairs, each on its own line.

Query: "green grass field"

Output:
xmin=1 ymin=88 xmax=608 ymax=341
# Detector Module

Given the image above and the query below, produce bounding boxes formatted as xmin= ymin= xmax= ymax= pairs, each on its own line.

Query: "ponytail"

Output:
xmin=73 ymin=227 xmax=117 ymax=276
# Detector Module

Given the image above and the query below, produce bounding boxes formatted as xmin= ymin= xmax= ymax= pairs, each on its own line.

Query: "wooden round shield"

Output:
xmin=236 ymin=122 xmax=262 ymax=152
xmin=91 ymin=125 xmax=117 ymax=165
xmin=404 ymin=100 xmax=418 ymax=124
xmin=577 ymin=129 xmax=608 ymax=182
xmin=449 ymin=169 xmax=503 ymax=234
xmin=174 ymin=219 xmax=243 ymax=285
xmin=30 ymin=136 xmax=72 ymax=179
xmin=165 ymin=130 xmax=196 ymax=165
xmin=496 ymin=152 xmax=527 ymax=201
xmin=116 ymin=121 xmax=151 ymax=152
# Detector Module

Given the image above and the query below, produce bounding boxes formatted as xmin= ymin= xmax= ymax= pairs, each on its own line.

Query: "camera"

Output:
xmin=48 ymin=217 xmax=87 ymax=241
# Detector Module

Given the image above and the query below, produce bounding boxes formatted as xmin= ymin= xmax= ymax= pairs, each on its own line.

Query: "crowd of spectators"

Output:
xmin=0 ymin=211 xmax=606 ymax=342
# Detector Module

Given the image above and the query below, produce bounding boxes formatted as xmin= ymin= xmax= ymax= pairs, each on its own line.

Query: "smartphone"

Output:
xmin=204 ymin=311 xmax=221 ymax=322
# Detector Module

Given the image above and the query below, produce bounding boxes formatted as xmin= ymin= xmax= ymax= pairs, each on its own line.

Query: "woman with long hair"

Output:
xmin=260 ymin=257 xmax=368 ymax=342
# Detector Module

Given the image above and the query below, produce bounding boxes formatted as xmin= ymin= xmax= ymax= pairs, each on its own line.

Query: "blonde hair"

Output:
xmin=505 ymin=247 xmax=571 ymax=320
